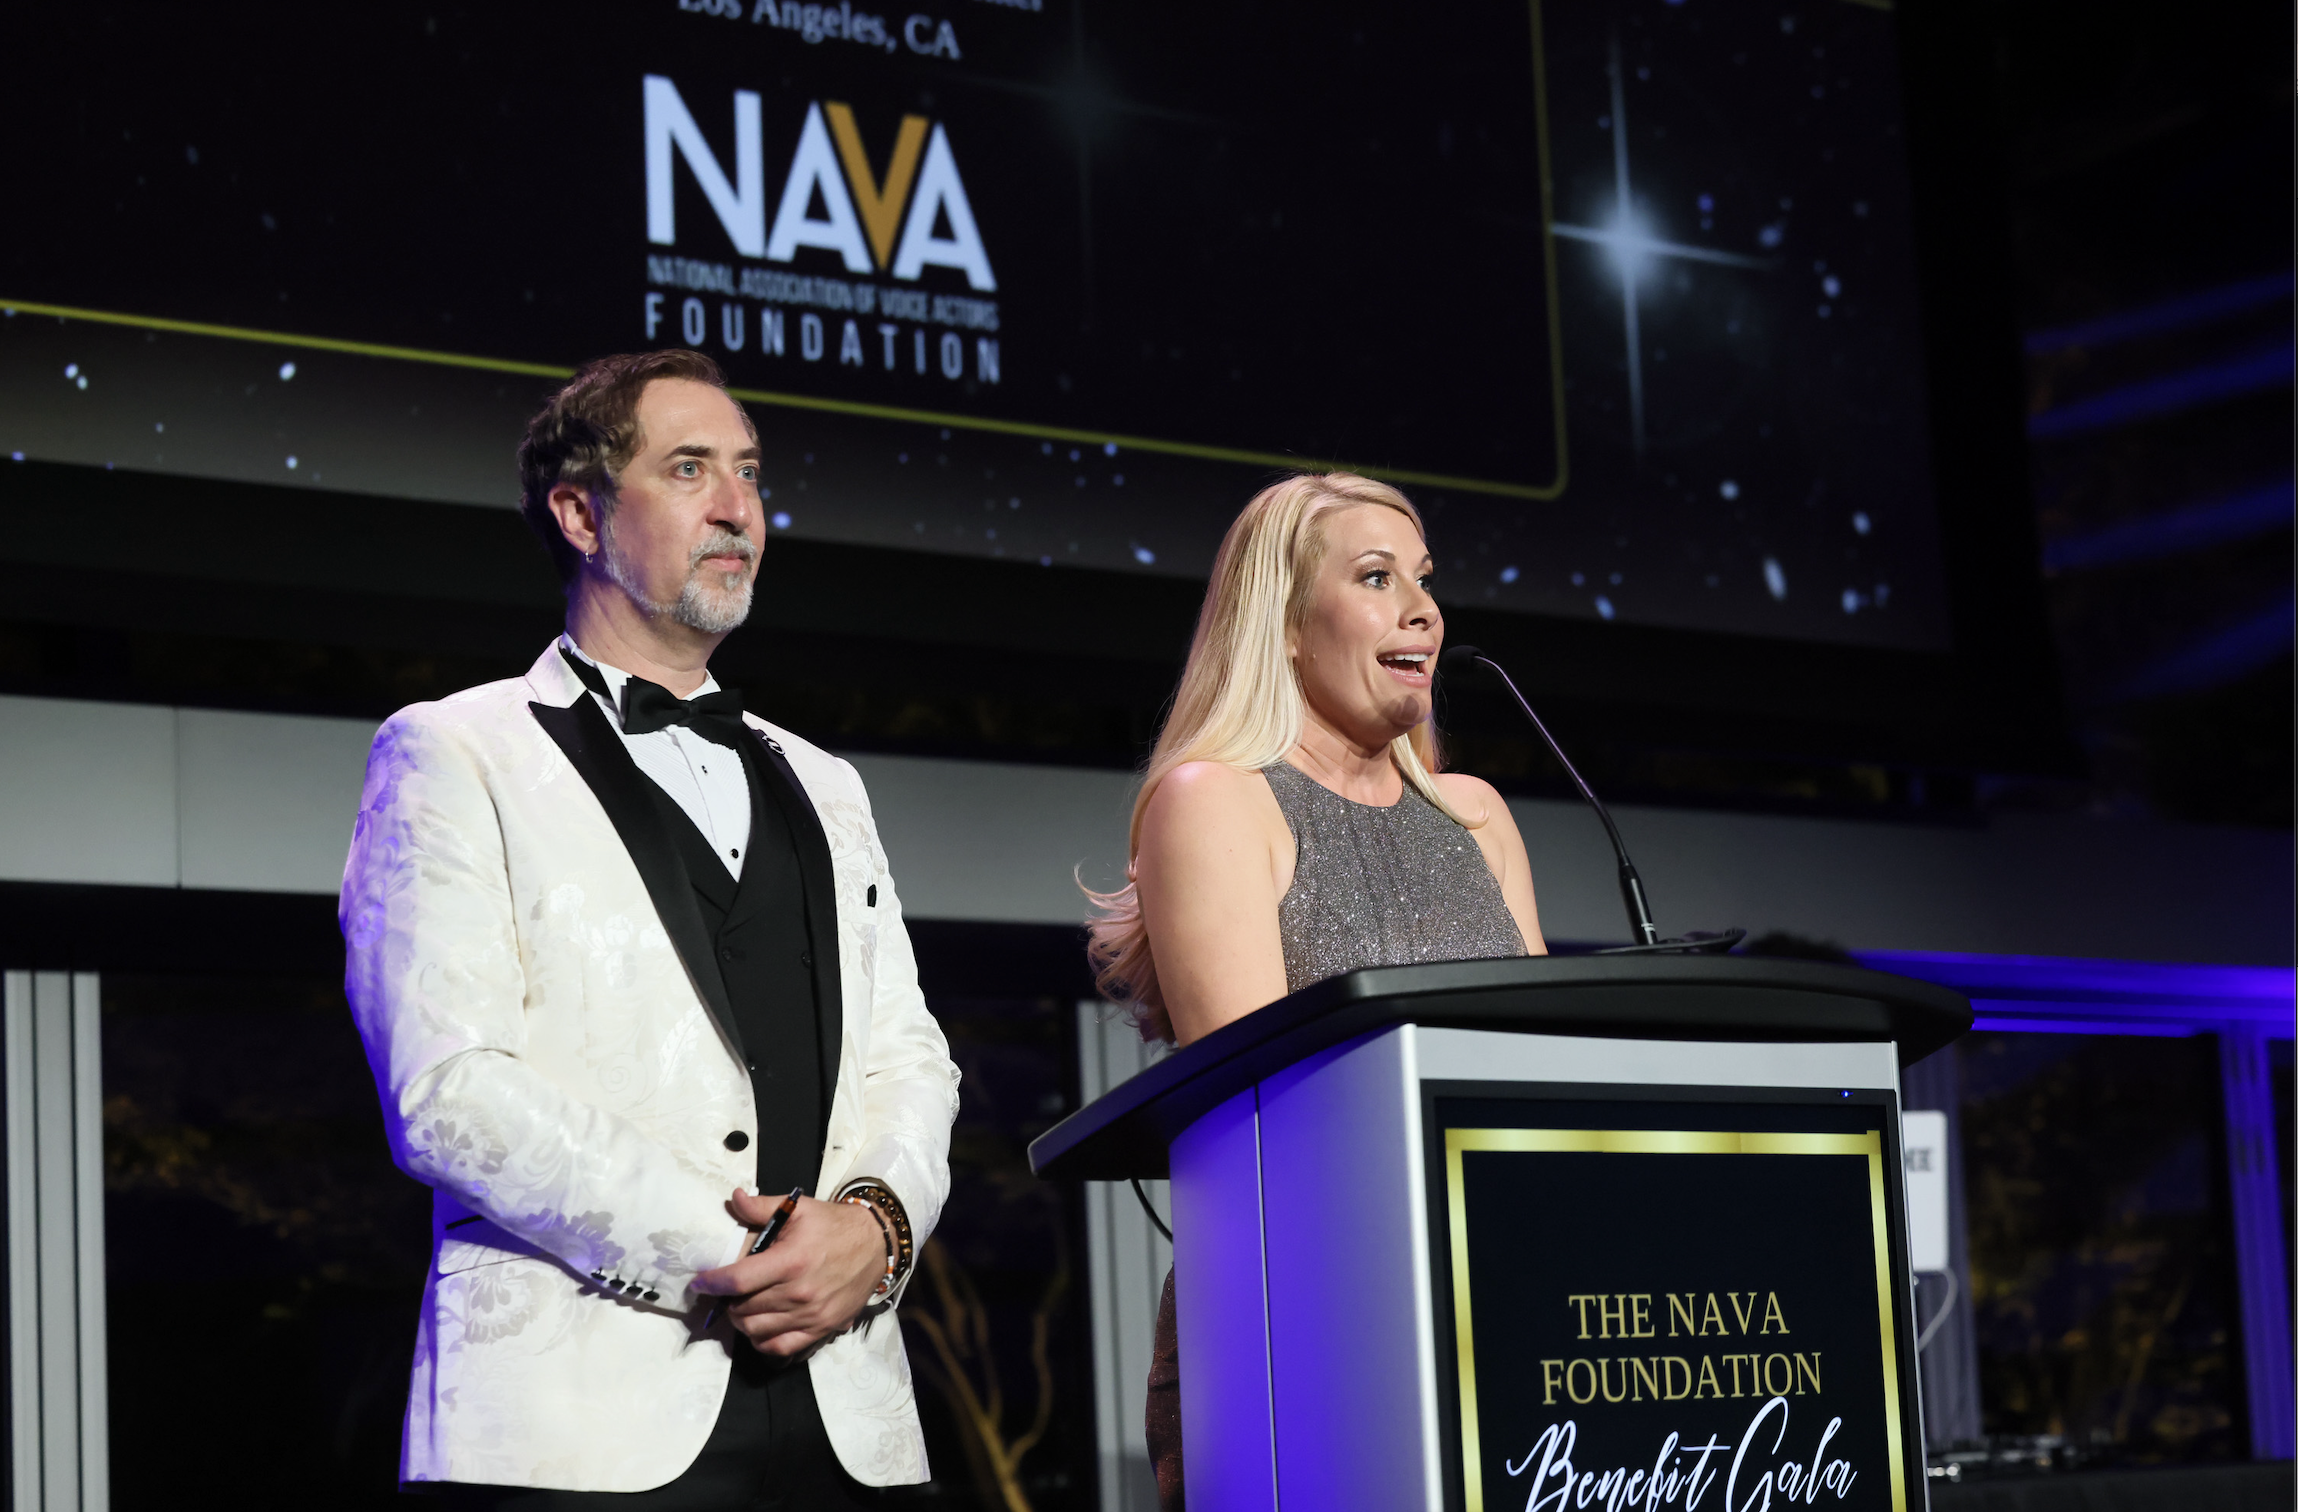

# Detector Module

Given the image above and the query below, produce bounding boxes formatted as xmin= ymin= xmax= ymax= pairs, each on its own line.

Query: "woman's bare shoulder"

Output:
xmin=1160 ymin=759 xmax=1270 ymax=799
xmin=1142 ymin=761 xmax=1281 ymax=835
xmin=1432 ymin=770 xmax=1508 ymax=825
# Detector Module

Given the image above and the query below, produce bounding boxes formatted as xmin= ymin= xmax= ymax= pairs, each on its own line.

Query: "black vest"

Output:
xmin=528 ymin=682 xmax=845 ymax=1197
xmin=645 ymin=736 xmax=829 ymax=1194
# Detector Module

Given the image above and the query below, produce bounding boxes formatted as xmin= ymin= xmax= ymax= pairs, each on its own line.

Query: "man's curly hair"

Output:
xmin=515 ymin=349 xmax=752 ymax=585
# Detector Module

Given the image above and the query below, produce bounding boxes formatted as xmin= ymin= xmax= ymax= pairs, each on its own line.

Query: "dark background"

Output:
xmin=0 ymin=0 xmax=1958 ymax=650
xmin=0 ymin=0 xmax=2281 ymax=814
xmin=1986 ymin=0 xmax=2292 ymax=826
xmin=1959 ymin=1031 xmax=2249 ymax=1462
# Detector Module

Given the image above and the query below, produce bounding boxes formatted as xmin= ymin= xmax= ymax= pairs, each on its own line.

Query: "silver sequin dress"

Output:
xmin=1264 ymin=759 xmax=1527 ymax=990
xmin=1146 ymin=760 xmax=1527 ymax=1509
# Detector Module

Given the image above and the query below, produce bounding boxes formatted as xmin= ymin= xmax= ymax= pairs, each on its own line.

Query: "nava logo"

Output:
xmin=644 ymin=75 xmax=995 ymax=291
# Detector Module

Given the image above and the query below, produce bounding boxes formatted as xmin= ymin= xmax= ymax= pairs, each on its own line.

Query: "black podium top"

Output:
xmin=1029 ymin=954 xmax=1971 ymax=1181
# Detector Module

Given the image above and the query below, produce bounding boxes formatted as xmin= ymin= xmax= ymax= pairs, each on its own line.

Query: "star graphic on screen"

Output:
xmin=1550 ymin=32 xmax=1775 ymax=456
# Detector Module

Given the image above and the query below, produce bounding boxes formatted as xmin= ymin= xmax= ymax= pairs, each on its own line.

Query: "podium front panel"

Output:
xmin=1168 ymin=1087 xmax=1281 ymax=1512
xmin=1167 ymin=1025 xmax=1925 ymax=1512
xmin=1428 ymin=1092 xmax=1921 ymax=1512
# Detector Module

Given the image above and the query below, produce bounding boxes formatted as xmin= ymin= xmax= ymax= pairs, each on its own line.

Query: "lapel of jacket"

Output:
xmin=734 ymin=728 xmax=846 ymax=1114
xmin=527 ymin=692 xmax=747 ymax=1064
xmin=653 ymin=782 xmax=739 ymax=919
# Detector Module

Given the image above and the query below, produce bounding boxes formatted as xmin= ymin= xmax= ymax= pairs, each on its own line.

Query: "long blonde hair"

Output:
xmin=1084 ymin=473 xmax=1466 ymax=1042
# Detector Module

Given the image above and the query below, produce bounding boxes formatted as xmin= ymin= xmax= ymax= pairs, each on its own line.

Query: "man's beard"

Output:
xmin=600 ymin=522 xmax=755 ymax=634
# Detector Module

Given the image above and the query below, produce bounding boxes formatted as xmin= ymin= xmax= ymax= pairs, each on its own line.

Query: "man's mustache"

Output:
xmin=690 ymin=532 xmax=757 ymax=571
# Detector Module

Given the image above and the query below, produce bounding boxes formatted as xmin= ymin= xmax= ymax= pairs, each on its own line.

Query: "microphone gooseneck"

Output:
xmin=1439 ymin=644 xmax=1661 ymax=947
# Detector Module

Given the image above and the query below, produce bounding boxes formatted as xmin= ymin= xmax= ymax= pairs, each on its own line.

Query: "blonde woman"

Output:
xmin=1086 ymin=472 xmax=1546 ymax=1506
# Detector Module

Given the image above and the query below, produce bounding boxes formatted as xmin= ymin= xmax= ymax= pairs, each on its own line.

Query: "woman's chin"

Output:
xmin=1300 ymin=688 xmax=1429 ymax=748
xmin=1379 ymin=692 xmax=1431 ymax=732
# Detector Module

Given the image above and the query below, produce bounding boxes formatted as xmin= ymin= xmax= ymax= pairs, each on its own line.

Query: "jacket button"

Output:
xmin=798 ymin=953 xmax=811 ymax=967
xmin=724 ymin=1131 xmax=750 ymax=1152
xmin=720 ymin=947 xmax=736 ymax=961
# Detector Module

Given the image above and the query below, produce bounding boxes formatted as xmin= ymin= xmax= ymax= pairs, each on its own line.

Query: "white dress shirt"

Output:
xmin=559 ymin=635 xmax=752 ymax=879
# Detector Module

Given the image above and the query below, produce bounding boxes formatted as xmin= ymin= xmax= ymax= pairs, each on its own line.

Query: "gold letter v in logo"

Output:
xmin=824 ymin=103 xmax=930 ymax=270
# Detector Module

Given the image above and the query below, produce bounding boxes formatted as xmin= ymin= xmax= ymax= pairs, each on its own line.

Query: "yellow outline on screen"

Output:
xmin=1 ymin=250 xmax=1566 ymax=501
xmin=1443 ymin=1128 xmax=1906 ymax=1512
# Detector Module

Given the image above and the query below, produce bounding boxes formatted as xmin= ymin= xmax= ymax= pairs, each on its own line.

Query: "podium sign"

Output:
xmin=1029 ymin=958 xmax=1969 ymax=1512
xmin=1432 ymin=1093 xmax=1920 ymax=1512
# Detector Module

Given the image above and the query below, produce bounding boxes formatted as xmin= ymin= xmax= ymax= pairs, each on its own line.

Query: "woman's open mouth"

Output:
xmin=1377 ymin=650 xmax=1433 ymax=685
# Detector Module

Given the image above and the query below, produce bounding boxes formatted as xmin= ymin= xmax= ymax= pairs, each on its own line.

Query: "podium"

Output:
xmin=1030 ymin=955 xmax=1971 ymax=1512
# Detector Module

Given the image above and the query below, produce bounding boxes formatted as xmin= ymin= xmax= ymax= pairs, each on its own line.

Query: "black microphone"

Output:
xmin=1442 ymin=646 xmax=1745 ymax=955
xmin=1439 ymin=645 xmax=1661 ymax=946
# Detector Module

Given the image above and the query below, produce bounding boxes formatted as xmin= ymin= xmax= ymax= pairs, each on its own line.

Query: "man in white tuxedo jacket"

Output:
xmin=342 ymin=349 xmax=959 ymax=1508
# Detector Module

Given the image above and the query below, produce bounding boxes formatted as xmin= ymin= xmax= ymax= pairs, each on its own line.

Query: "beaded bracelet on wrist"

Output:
xmin=834 ymin=1179 xmax=914 ymax=1300
xmin=857 ymin=1203 xmax=899 ymax=1298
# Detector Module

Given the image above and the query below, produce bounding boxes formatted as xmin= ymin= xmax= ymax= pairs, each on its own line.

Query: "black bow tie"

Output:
xmin=620 ymin=678 xmax=749 ymax=745
xmin=562 ymin=648 xmax=749 ymax=749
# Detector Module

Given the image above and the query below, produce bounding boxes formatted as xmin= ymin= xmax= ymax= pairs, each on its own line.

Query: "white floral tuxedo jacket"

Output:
xmin=340 ymin=642 xmax=959 ymax=1492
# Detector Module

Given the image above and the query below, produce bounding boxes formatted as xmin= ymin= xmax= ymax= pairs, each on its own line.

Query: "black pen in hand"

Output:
xmin=704 ymin=1187 xmax=805 ymax=1331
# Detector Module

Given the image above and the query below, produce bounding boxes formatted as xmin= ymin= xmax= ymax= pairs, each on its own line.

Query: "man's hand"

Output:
xmin=694 ymin=1190 xmax=887 ymax=1356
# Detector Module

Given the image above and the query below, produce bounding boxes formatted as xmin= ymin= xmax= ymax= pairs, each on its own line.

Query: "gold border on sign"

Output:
xmin=1443 ymin=1128 xmax=1906 ymax=1512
